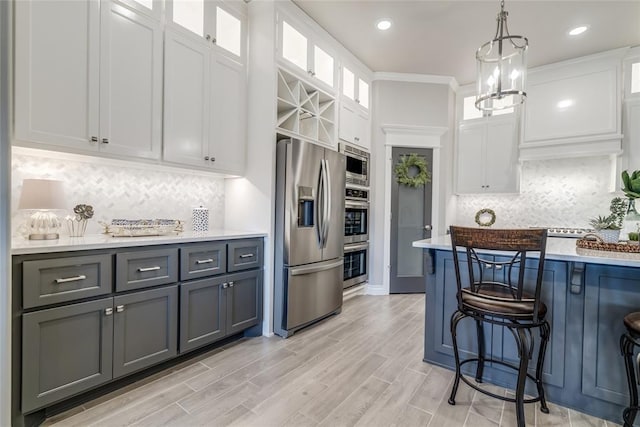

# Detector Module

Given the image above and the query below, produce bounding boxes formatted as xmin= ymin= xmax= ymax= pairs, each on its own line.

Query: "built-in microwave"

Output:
xmin=344 ymin=187 xmax=369 ymax=244
xmin=340 ymin=143 xmax=369 ymax=187
xmin=343 ymin=242 xmax=368 ymax=289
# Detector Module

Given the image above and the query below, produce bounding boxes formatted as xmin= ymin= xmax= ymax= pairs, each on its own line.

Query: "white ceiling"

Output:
xmin=292 ymin=0 xmax=640 ymax=85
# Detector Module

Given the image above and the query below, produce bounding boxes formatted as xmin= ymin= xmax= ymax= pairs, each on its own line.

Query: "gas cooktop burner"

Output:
xmin=535 ymin=227 xmax=595 ymax=238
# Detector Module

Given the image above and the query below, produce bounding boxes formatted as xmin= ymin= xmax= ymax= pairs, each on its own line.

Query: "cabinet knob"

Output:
xmin=228 ymin=281 xmax=234 ymax=287
xmin=204 ymin=156 xmax=210 ymax=161
xmin=205 ymin=34 xmax=211 ymax=41
xmin=210 ymin=157 xmax=216 ymax=162
xmin=354 ymin=137 xmax=359 ymax=142
xmin=355 ymin=99 xmax=360 ymax=104
xmin=105 ymin=307 xmax=113 ymax=316
xmin=212 ymin=37 xmax=217 ymax=44
xmin=90 ymin=136 xmax=98 ymax=143
xmin=101 ymin=138 xmax=109 ymax=144
xmin=222 ymin=283 xmax=228 ymax=289
xmin=116 ymin=305 xmax=125 ymax=313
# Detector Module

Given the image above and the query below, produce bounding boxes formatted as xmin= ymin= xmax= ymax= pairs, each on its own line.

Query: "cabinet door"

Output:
xmin=15 ymin=0 xmax=99 ymax=150
xmin=484 ymin=119 xmax=518 ymax=193
xmin=225 ymin=270 xmax=261 ymax=335
xmin=491 ymin=259 xmax=568 ymax=388
xmin=22 ymin=298 xmax=113 ymax=413
xmin=339 ymin=103 xmax=356 ymax=144
xmin=354 ymin=109 xmax=370 ymax=150
xmin=179 ymin=277 xmax=226 ymax=353
xmin=209 ymin=53 xmax=246 ymax=175
xmin=163 ymin=28 xmax=210 ymax=167
xmin=113 ymin=286 xmax=178 ymax=378
xmin=456 ymin=123 xmax=485 ymax=193
xmin=180 ymin=242 xmax=227 ymax=281
xmin=99 ymin=1 xmax=162 ymax=160
xmin=166 ymin=0 xmax=215 ymax=42
xmin=582 ymin=264 xmax=640 ymax=406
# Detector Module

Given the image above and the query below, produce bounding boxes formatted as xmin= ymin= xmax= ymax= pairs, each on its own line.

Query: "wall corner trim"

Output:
xmin=381 ymin=124 xmax=448 ymax=139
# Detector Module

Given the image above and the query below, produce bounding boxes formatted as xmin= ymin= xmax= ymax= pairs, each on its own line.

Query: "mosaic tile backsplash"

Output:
xmin=11 ymin=150 xmax=225 ymax=238
xmin=456 ymin=156 xmax=618 ymax=229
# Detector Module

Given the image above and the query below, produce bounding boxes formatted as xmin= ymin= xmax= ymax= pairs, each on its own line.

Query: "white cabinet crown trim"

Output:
xmin=374 ymin=72 xmax=458 ymax=91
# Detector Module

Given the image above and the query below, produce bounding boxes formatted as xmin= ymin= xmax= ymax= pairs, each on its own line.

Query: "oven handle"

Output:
xmin=344 ymin=243 xmax=369 ymax=253
xmin=345 ymin=200 xmax=369 ymax=209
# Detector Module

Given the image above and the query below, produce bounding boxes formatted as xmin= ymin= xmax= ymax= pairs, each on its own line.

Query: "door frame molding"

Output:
xmin=376 ymin=125 xmax=447 ymax=295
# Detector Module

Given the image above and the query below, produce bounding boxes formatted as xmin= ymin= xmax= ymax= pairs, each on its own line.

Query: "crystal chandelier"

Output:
xmin=475 ymin=0 xmax=528 ymax=112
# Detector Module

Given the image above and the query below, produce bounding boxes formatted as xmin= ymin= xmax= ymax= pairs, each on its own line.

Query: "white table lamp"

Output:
xmin=18 ymin=179 xmax=66 ymax=240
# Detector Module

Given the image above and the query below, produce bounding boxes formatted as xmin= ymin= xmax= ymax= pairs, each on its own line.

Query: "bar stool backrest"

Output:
xmin=449 ymin=226 xmax=548 ymax=320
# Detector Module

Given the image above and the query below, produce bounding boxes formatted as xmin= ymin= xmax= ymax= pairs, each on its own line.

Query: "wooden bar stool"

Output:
xmin=621 ymin=312 xmax=640 ymax=427
xmin=448 ymin=226 xmax=550 ymax=427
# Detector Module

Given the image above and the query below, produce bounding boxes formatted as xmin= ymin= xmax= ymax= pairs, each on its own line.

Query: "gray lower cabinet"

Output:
xmin=22 ymin=286 xmax=178 ymax=412
xmin=113 ymin=286 xmax=178 ymax=378
xmin=179 ymin=269 xmax=261 ymax=353
xmin=22 ymin=297 xmax=114 ymax=413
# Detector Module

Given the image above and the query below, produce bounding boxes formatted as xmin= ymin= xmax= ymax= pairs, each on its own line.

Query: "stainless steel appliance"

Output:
xmin=340 ymin=143 xmax=369 ymax=187
xmin=274 ymin=138 xmax=346 ymax=338
xmin=343 ymin=242 xmax=368 ymax=289
xmin=344 ymin=186 xmax=369 ymax=244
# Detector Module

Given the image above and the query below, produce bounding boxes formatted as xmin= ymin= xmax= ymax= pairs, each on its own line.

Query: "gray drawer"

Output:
xmin=180 ymin=243 xmax=226 ymax=281
xmin=228 ymin=239 xmax=262 ymax=272
xmin=116 ymin=248 xmax=178 ymax=292
xmin=23 ymin=255 xmax=112 ymax=309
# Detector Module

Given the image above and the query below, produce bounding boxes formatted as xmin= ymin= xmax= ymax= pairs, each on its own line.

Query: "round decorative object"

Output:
xmin=394 ymin=153 xmax=431 ymax=188
xmin=475 ymin=208 xmax=496 ymax=227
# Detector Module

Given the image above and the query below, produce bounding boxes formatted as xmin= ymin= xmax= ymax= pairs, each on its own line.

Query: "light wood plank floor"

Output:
xmin=44 ymin=294 xmax=620 ymax=427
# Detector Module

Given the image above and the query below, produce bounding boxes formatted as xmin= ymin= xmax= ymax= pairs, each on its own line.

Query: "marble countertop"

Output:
xmin=413 ymin=235 xmax=640 ymax=268
xmin=12 ymin=229 xmax=267 ymax=255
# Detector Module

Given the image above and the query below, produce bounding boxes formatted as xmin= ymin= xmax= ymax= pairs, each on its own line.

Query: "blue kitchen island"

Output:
xmin=413 ymin=235 xmax=640 ymax=425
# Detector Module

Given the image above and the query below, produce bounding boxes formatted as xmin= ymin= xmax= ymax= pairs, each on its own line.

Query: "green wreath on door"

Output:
xmin=394 ymin=153 xmax=431 ymax=188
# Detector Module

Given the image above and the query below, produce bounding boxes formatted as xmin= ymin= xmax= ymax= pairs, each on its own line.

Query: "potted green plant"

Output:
xmin=588 ymin=215 xmax=621 ymax=243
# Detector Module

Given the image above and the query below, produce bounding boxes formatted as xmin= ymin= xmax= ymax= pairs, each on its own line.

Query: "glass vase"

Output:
xmin=66 ymin=218 xmax=88 ymax=237
xmin=622 ymin=198 xmax=640 ymax=241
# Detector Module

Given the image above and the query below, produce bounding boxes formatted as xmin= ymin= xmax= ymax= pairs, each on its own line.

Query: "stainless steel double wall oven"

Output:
xmin=341 ymin=143 xmax=370 ymax=289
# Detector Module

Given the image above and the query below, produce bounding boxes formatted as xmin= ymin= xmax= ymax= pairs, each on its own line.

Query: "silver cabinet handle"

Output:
xmin=101 ymin=138 xmax=109 ymax=144
xmin=424 ymin=225 xmax=432 ymax=231
xmin=222 ymin=283 xmax=228 ymax=289
xmin=138 ymin=266 xmax=161 ymax=272
xmin=105 ymin=307 xmax=113 ymax=316
xmin=196 ymin=258 xmax=214 ymax=264
xmin=228 ymin=281 xmax=234 ymax=287
xmin=90 ymin=136 xmax=98 ymax=143
xmin=55 ymin=274 xmax=87 ymax=284
xmin=495 ymin=265 xmax=503 ymax=270
xmin=116 ymin=305 xmax=125 ymax=312
xmin=484 ymin=263 xmax=493 ymax=269
xmin=239 ymin=254 xmax=254 ymax=259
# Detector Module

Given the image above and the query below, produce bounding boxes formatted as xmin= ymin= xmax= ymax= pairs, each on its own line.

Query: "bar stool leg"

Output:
xmin=535 ymin=321 xmax=550 ymax=414
xmin=514 ymin=327 xmax=531 ymax=427
xmin=475 ymin=318 xmax=485 ymax=383
xmin=621 ymin=333 xmax=639 ymax=427
xmin=448 ymin=310 xmax=465 ymax=405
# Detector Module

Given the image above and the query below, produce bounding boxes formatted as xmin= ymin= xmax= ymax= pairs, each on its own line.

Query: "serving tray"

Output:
xmin=576 ymin=235 xmax=640 ymax=253
xmin=100 ymin=219 xmax=184 ymax=237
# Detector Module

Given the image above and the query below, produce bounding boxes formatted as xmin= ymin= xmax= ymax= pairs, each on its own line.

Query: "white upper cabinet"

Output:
xmin=338 ymin=63 xmax=371 ymax=149
xmin=456 ymin=117 xmax=519 ymax=194
xmin=163 ymin=5 xmax=247 ymax=176
xmin=15 ymin=0 xmax=162 ymax=160
xmin=341 ymin=65 xmax=370 ymax=111
xmin=278 ymin=16 xmax=337 ymax=91
xmin=166 ymin=0 xmax=246 ymax=62
xmin=521 ymin=49 xmax=624 ymax=160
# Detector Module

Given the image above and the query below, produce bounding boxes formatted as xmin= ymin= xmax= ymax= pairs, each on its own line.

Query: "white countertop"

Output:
xmin=413 ymin=235 xmax=640 ymax=268
xmin=12 ymin=229 xmax=267 ymax=255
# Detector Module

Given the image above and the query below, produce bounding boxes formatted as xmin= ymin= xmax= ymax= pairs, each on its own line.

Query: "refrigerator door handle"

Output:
xmin=290 ymin=258 xmax=344 ymax=276
xmin=316 ymin=160 xmax=324 ymax=248
xmin=322 ymin=158 xmax=331 ymax=248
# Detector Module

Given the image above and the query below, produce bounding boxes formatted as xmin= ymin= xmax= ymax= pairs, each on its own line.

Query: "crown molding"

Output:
xmin=373 ymin=72 xmax=459 ymax=91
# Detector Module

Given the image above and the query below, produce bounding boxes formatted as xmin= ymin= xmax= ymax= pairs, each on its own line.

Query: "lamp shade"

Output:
xmin=18 ymin=179 xmax=66 ymax=210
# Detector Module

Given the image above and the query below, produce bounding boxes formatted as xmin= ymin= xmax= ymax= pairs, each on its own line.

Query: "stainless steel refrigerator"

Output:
xmin=274 ymin=138 xmax=346 ymax=338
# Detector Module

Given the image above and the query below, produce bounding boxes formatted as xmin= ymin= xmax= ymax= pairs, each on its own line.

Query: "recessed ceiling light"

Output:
xmin=568 ymin=26 xmax=588 ymax=36
xmin=376 ymin=19 xmax=392 ymax=31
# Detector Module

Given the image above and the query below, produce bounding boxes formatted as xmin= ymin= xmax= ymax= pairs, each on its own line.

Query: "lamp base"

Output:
xmin=28 ymin=233 xmax=59 ymax=240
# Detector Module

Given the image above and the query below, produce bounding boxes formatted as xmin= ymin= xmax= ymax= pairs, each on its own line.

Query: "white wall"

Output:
xmin=369 ymin=79 xmax=455 ymax=293
xmin=11 ymin=148 xmax=225 ymax=238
